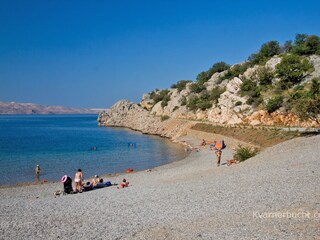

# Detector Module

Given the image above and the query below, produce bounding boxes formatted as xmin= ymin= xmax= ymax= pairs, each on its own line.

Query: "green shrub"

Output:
xmin=235 ymin=101 xmax=242 ymax=106
xmin=187 ymin=86 xmax=225 ymax=111
xmin=283 ymin=40 xmax=293 ymax=53
xmin=292 ymin=34 xmax=320 ymax=55
xmin=257 ymin=66 xmax=274 ymax=86
xmin=276 ymin=54 xmax=314 ymax=89
xmin=180 ymin=96 xmax=187 ymax=106
xmin=309 ymin=78 xmax=320 ymax=97
xmin=248 ymin=41 xmax=281 ymax=65
xmin=196 ymin=62 xmax=230 ymax=84
xmin=161 ymin=98 xmax=169 ymax=108
xmin=240 ymin=79 xmax=257 ymax=93
xmin=219 ymin=62 xmax=251 ymax=81
xmin=290 ymin=78 xmax=320 ymax=123
xmin=189 ymin=82 xmax=206 ymax=93
xmin=240 ymin=79 xmax=262 ymax=107
xmin=151 ymin=90 xmax=170 ymax=104
xmin=210 ymin=86 xmax=225 ymax=103
xmin=187 ymin=93 xmax=213 ymax=111
xmin=266 ymin=96 xmax=283 ymax=113
xmin=171 ymin=80 xmax=192 ymax=92
xmin=293 ymin=96 xmax=320 ymax=124
xmin=234 ymin=145 xmax=259 ymax=162
xmin=187 ymin=96 xmax=198 ymax=111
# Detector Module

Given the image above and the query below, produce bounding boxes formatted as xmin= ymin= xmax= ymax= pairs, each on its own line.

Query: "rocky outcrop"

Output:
xmin=98 ymin=100 xmax=196 ymax=139
xmin=100 ymin=51 xmax=320 ymax=130
xmin=244 ymin=110 xmax=319 ymax=127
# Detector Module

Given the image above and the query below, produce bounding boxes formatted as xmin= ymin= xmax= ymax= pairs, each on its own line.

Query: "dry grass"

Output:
xmin=191 ymin=123 xmax=310 ymax=148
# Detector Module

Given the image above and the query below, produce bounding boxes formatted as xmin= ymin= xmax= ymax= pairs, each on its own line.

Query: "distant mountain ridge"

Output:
xmin=0 ymin=101 xmax=100 ymax=114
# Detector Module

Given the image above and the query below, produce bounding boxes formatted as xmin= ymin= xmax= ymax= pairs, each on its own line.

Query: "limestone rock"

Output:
xmin=241 ymin=65 xmax=259 ymax=80
xmin=308 ymin=54 xmax=320 ymax=79
xmin=265 ymin=56 xmax=282 ymax=70
xmin=140 ymin=93 xmax=154 ymax=110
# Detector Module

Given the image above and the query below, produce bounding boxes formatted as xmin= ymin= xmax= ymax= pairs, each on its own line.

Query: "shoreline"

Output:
xmin=1 ymin=132 xmax=319 ymax=239
xmin=0 ymin=127 xmax=198 ymax=189
xmin=0 ymin=122 xmax=271 ymax=189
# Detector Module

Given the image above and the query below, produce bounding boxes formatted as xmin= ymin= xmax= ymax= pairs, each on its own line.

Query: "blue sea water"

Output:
xmin=0 ymin=115 xmax=188 ymax=186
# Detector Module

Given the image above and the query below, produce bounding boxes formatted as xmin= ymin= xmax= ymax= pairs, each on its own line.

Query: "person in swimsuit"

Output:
xmin=35 ymin=165 xmax=40 ymax=177
xmin=91 ymin=175 xmax=100 ymax=187
xmin=74 ymin=169 xmax=84 ymax=193
xmin=215 ymin=149 xmax=222 ymax=167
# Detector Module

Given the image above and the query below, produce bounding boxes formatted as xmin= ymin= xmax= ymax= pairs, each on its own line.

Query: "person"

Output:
xmin=74 ymin=169 xmax=84 ymax=193
xmin=91 ymin=146 xmax=97 ymax=151
xmin=215 ymin=148 xmax=222 ymax=167
xmin=119 ymin=178 xmax=129 ymax=188
xmin=200 ymin=139 xmax=206 ymax=146
xmin=91 ymin=175 xmax=100 ymax=187
xmin=35 ymin=165 xmax=40 ymax=177
xmin=212 ymin=140 xmax=225 ymax=167
xmin=95 ymin=178 xmax=105 ymax=188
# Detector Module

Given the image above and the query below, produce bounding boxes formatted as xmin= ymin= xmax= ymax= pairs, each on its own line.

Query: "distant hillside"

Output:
xmin=0 ymin=101 xmax=99 ymax=114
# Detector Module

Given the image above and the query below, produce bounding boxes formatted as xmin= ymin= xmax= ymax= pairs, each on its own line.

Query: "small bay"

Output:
xmin=0 ymin=115 xmax=188 ymax=185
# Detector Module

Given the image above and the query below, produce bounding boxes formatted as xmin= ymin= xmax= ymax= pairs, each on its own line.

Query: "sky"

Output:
xmin=0 ymin=0 xmax=320 ymax=108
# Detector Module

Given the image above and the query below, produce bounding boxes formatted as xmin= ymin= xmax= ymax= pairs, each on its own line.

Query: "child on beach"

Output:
xmin=118 ymin=178 xmax=129 ymax=188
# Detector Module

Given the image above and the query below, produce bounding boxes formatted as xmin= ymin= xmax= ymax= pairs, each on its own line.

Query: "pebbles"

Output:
xmin=0 ymin=134 xmax=319 ymax=239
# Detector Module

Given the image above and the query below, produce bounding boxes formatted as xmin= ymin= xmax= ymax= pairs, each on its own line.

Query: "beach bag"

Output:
xmin=62 ymin=176 xmax=73 ymax=194
xmin=214 ymin=140 xmax=226 ymax=150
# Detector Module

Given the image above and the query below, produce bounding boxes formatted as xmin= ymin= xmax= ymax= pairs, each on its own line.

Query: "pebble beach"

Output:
xmin=0 ymin=132 xmax=319 ymax=240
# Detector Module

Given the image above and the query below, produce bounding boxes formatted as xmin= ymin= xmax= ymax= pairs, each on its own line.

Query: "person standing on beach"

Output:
xmin=212 ymin=140 xmax=225 ymax=167
xmin=215 ymin=148 xmax=222 ymax=167
xmin=35 ymin=165 xmax=40 ymax=177
xmin=74 ymin=169 xmax=84 ymax=193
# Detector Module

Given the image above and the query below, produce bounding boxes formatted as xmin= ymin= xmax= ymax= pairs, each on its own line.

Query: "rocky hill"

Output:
xmin=99 ymin=34 xmax=320 ymax=131
xmin=0 ymin=101 xmax=98 ymax=114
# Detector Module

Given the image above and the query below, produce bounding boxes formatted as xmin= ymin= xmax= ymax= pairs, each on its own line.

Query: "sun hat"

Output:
xmin=61 ymin=175 xmax=68 ymax=183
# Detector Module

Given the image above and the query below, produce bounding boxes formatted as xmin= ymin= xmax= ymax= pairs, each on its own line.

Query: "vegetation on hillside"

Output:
xmin=171 ymin=80 xmax=192 ymax=92
xmin=187 ymin=86 xmax=225 ymax=111
xmin=145 ymin=33 xmax=319 ymax=124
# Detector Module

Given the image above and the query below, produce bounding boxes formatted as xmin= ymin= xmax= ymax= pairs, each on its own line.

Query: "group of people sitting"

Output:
xmin=81 ymin=175 xmax=113 ymax=192
xmin=61 ymin=169 xmax=113 ymax=194
xmin=61 ymin=169 xmax=129 ymax=194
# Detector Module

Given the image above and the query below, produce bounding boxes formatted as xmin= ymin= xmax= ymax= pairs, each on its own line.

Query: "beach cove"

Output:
xmin=0 ymin=115 xmax=188 ymax=186
xmin=0 ymin=129 xmax=319 ymax=239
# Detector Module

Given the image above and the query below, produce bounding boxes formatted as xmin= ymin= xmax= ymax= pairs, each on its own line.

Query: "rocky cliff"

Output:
xmin=98 ymin=100 xmax=196 ymax=140
xmin=99 ymin=56 xmax=320 ymax=132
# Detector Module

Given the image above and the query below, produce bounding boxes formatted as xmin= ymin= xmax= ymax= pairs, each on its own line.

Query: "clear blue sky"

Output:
xmin=1 ymin=0 xmax=319 ymax=108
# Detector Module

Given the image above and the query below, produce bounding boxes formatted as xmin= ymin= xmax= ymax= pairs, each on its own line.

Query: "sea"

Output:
xmin=0 ymin=115 xmax=188 ymax=186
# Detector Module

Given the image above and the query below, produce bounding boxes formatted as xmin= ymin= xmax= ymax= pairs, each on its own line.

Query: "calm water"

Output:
xmin=0 ymin=115 xmax=188 ymax=185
